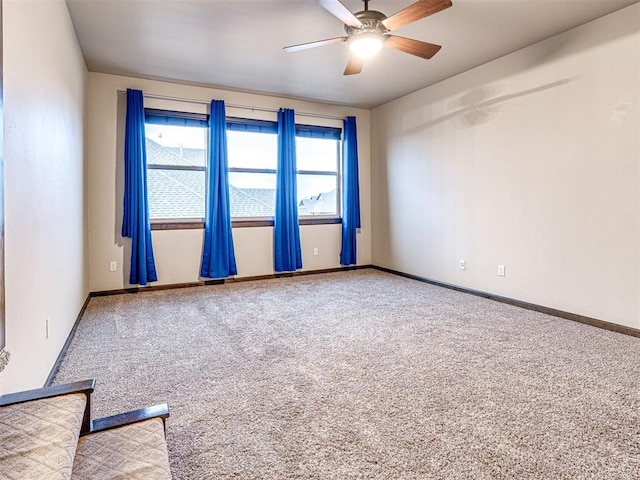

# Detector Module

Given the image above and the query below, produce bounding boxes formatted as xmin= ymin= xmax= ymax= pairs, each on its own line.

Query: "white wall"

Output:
xmin=371 ymin=4 xmax=640 ymax=329
xmin=1 ymin=0 xmax=88 ymax=393
xmin=87 ymin=73 xmax=371 ymax=292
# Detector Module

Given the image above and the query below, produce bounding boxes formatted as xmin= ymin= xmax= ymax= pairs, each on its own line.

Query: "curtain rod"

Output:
xmin=127 ymin=91 xmax=347 ymax=121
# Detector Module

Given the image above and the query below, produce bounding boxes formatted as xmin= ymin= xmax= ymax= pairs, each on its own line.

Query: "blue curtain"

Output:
xmin=274 ymin=108 xmax=302 ymax=272
xmin=340 ymin=116 xmax=361 ymax=266
xmin=200 ymin=100 xmax=237 ymax=278
xmin=122 ymin=89 xmax=157 ymax=285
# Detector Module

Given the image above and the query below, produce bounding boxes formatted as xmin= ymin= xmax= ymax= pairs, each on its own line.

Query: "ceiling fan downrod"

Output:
xmin=363 ymin=0 xmax=369 ymax=11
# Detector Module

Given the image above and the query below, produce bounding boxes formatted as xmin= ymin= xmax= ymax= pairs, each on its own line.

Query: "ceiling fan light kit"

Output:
xmin=349 ymin=33 xmax=385 ymax=58
xmin=284 ymin=0 xmax=453 ymax=75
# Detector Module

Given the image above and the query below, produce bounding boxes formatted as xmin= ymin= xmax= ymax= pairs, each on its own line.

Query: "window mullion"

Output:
xmin=148 ymin=164 xmax=206 ymax=172
xmin=228 ymin=167 xmax=277 ymax=175
xmin=296 ymin=170 xmax=337 ymax=176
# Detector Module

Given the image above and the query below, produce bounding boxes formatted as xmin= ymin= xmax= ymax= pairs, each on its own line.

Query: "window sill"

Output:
xmin=150 ymin=217 xmax=342 ymax=230
xmin=151 ymin=221 xmax=204 ymax=231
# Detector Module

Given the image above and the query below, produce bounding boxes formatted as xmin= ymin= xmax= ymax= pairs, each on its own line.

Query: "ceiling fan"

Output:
xmin=283 ymin=0 xmax=453 ymax=75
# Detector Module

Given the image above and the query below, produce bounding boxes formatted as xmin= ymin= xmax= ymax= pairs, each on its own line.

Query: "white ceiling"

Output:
xmin=65 ymin=0 xmax=639 ymax=109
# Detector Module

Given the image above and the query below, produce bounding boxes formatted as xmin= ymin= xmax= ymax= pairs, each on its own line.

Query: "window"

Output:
xmin=227 ymin=119 xmax=278 ymax=218
xmin=145 ymin=110 xmax=342 ymax=223
xmin=145 ymin=110 xmax=207 ymax=220
xmin=296 ymin=135 xmax=340 ymax=217
xmin=227 ymin=119 xmax=341 ymax=218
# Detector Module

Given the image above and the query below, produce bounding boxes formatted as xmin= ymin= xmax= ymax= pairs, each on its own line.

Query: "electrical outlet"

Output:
xmin=459 ymin=259 xmax=466 ymax=270
xmin=313 ymin=248 xmax=319 ymax=256
xmin=498 ymin=265 xmax=505 ymax=277
xmin=109 ymin=261 xmax=117 ymax=272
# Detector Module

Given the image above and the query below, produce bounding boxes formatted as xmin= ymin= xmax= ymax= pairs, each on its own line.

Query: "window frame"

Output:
xmin=145 ymin=110 xmax=343 ymax=229
xmin=226 ymin=118 xmax=278 ymax=222
xmin=295 ymin=137 xmax=342 ymax=221
xmin=145 ymin=108 xmax=208 ymax=224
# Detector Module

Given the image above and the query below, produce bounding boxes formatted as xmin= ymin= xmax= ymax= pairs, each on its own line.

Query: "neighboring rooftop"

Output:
xmin=298 ymin=190 xmax=337 ymax=216
xmin=146 ymin=138 xmax=205 ymax=168
xmin=146 ymin=138 xmax=336 ymax=219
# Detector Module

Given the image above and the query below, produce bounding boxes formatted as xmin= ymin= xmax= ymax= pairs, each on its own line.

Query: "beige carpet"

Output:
xmin=54 ymin=269 xmax=640 ymax=479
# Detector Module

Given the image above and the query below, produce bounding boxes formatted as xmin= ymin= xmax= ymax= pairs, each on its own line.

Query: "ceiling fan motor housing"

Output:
xmin=345 ymin=10 xmax=388 ymax=37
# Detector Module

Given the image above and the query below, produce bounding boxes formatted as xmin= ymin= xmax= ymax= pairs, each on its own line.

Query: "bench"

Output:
xmin=0 ymin=379 xmax=171 ymax=479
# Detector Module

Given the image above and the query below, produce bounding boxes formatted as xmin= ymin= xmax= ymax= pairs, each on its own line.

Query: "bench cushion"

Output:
xmin=71 ymin=417 xmax=171 ymax=480
xmin=0 ymin=393 xmax=87 ymax=480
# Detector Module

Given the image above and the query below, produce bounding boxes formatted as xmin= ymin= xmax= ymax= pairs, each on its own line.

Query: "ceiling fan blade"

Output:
xmin=344 ymin=56 xmax=364 ymax=75
xmin=283 ymin=36 xmax=348 ymax=53
xmin=315 ymin=0 xmax=363 ymax=28
xmin=382 ymin=0 xmax=452 ymax=31
xmin=385 ymin=35 xmax=442 ymax=59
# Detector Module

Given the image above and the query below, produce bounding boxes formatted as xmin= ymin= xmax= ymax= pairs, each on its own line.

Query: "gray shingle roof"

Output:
xmin=147 ymin=169 xmax=205 ymax=219
xmin=149 ymin=172 xmax=279 ymax=219
xmin=229 ymin=186 xmax=275 ymax=217
xmin=146 ymin=138 xmax=205 ymax=167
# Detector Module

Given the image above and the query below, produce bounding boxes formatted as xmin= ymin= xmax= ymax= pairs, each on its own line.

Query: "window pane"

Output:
xmin=146 ymin=124 xmax=206 ymax=167
xmin=148 ymin=169 xmax=205 ymax=219
xmin=228 ymin=172 xmax=276 ymax=217
xmin=227 ymin=131 xmax=277 ymax=170
xmin=297 ymin=174 xmax=338 ymax=216
xmin=296 ymin=137 xmax=339 ymax=172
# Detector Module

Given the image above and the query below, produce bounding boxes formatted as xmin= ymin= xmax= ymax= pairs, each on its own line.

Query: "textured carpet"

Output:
xmin=54 ymin=269 xmax=640 ymax=479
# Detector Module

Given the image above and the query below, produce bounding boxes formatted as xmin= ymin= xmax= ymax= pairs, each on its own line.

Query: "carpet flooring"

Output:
xmin=54 ymin=269 xmax=640 ymax=479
